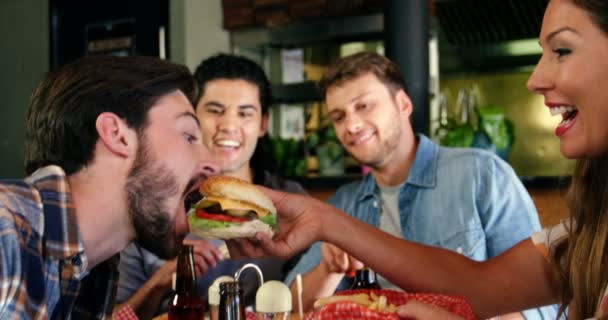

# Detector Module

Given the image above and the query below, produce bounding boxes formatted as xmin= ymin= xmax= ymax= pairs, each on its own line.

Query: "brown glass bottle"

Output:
xmin=168 ymin=245 xmax=204 ymax=320
xmin=350 ymin=267 xmax=382 ymax=290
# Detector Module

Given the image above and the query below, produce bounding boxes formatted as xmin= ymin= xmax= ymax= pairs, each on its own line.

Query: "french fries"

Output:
xmin=313 ymin=293 xmax=371 ymax=309
xmin=313 ymin=292 xmax=398 ymax=312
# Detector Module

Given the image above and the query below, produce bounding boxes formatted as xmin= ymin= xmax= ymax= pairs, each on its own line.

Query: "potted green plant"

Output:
xmin=307 ymin=124 xmax=345 ymax=176
xmin=435 ymin=105 xmax=514 ymax=161
xmin=271 ymin=137 xmax=308 ymax=178
xmin=471 ymin=106 xmax=515 ymax=161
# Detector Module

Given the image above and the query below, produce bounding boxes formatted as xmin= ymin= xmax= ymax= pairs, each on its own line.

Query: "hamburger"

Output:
xmin=187 ymin=176 xmax=277 ymax=239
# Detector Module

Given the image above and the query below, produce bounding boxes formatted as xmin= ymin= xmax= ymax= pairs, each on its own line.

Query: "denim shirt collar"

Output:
xmin=407 ymin=134 xmax=439 ymax=188
xmin=355 ymin=134 xmax=439 ymax=202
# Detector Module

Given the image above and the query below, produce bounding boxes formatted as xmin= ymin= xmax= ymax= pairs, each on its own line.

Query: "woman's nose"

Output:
xmin=527 ymin=56 xmax=553 ymax=94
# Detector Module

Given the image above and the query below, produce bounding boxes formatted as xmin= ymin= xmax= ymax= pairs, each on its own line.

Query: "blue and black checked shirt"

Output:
xmin=0 ymin=165 xmax=119 ymax=319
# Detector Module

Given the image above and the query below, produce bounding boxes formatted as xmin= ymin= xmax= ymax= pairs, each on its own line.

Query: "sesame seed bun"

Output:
xmin=200 ymin=176 xmax=276 ymax=215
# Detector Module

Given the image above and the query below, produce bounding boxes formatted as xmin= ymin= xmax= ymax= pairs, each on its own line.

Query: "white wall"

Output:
xmin=170 ymin=0 xmax=230 ymax=71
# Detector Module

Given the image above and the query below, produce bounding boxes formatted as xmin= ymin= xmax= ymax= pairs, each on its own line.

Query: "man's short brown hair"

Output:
xmin=318 ymin=51 xmax=406 ymax=99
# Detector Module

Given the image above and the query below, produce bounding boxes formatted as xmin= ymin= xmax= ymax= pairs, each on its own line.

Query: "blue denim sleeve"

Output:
xmin=478 ymin=156 xmax=558 ymax=320
xmin=283 ymin=241 xmax=323 ymax=286
xmin=478 ymin=154 xmax=541 ymax=257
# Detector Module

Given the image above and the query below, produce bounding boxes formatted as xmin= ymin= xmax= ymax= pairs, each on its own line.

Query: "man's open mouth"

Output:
xmin=184 ymin=191 xmax=202 ymax=211
xmin=183 ymin=178 xmax=203 ymax=211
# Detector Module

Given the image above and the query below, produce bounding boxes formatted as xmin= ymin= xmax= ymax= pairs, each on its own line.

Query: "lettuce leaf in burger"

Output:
xmin=188 ymin=176 xmax=277 ymax=239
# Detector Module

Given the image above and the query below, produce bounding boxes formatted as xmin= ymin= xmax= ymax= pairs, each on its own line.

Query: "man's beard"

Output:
xmin=349 ymin=122 xmax=402 ymax=169
xmin=126 ymin=138 xmax=183 ymax=260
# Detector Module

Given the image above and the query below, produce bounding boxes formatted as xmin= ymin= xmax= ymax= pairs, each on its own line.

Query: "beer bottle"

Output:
xmin=350 ymin=267 xmax=382 ymax=290
xmin=218 ymin=281 xmax=246 ymax=320
xmin=168 ymin=245 xmax=204 ymax=320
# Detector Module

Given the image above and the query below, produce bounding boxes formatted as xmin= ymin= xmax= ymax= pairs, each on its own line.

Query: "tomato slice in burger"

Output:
xmin=196 ymin=209 xmax=250 ymax=223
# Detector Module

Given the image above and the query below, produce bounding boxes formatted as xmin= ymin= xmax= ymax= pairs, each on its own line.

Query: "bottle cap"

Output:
xmin=255 ymin=280 xmax=292 ymax=313
xmin=208 ymin=275 xmax=234 ymax=306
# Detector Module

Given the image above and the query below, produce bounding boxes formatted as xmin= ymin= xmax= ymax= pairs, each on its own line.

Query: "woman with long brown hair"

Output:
xmin=522 ymin=0 xmax=608 ymax=318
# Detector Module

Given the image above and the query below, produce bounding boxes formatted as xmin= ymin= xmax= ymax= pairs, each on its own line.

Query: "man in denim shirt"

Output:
xmin=284 ymin=52 xmax=556 ymax=319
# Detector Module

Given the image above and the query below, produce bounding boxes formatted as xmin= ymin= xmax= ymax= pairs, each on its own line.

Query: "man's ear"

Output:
xmin=395 ymin=89 xmax=413 ymax=118
xmin=259 ymin=113 xmax=270 ymax=137
xmin=95 ymin=112 xmax=134 ymax=158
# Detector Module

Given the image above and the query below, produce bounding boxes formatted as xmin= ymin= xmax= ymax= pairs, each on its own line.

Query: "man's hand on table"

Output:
xmin=321 ymin=242 xmax=363 ymax=276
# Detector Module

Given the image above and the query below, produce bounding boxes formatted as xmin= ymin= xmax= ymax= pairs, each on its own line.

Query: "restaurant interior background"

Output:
xmin=0 ymin=0 xmax=570 ymax=226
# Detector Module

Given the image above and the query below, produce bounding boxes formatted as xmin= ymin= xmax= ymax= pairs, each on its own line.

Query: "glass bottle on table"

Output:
xmin=168 ymin=245 xmax=204 ymax=320
xmin=350 ymin=266 xmax=381 ymax=290
xmin=209 ymin=276 xmax=235 ymax=320
xmin=218 ymin=281 xmax=246 ymax=320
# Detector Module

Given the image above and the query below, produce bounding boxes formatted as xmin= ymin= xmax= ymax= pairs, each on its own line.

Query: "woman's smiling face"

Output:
xmin=527 ymin=0 xmax=608 ymax=159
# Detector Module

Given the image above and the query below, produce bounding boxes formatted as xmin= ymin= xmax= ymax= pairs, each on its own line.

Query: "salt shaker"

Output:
xmin=256 ymin=280 xmax=292 ymax=320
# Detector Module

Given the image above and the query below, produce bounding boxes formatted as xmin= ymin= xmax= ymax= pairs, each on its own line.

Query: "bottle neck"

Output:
xmin=219 ymin=281 xmax=243 ymax=303
xmin=219 ymin=282 xmax=245 ymax=320
xmin=359 ymin=268 xmax=377 ymax=284
xmin=351 ymin=267 xmax=381 ymax=289
xmin=175 ymin=245 xmax=197 ymax=294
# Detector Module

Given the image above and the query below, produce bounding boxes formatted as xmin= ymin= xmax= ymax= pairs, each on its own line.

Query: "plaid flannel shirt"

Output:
xmin=0 ymin=165 xmax=118 ymax=319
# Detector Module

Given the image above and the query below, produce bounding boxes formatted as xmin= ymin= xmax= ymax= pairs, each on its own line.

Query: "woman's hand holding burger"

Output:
xmin=188 ymin=176 xmax=279 ymax=240
xmin=228 ymin=186 xmax=346 ymax=260
xmin=185 ymin=176 xmax=354 ymax=261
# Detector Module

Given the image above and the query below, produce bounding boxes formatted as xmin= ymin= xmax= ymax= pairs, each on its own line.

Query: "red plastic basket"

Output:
xmin=305 ymin=289 xmax=476 ymax=320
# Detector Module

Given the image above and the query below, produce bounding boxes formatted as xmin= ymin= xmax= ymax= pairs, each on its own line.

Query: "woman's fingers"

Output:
xmin=397 ymin=300 xmax=465 ymax=320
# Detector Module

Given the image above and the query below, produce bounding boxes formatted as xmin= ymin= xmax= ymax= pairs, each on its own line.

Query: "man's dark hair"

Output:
xmin=193 ymin=53 xmax=272 ymax=115
xmin=318 ymin=51 xmax=407 ymax=99
xmin=25 ymin=55 xmax=197 ymax=175
xmin=193 ymin=53 xmax=276 ymax=183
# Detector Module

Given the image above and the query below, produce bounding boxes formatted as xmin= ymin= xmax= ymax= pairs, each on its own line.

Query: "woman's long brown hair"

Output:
xmin=547 ymin=2 xmax=608 ymax=318
xmin=552 ymin=155 xmax=608 ymax=319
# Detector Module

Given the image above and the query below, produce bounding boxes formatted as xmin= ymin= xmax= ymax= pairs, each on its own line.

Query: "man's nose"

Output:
xmin=345 ymin=114 xmax=362 ymax=134
xmin=217 ymin=113 xmax=238 ymax=132
xmin=198 ymin=144 xmax=220 ymax=177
